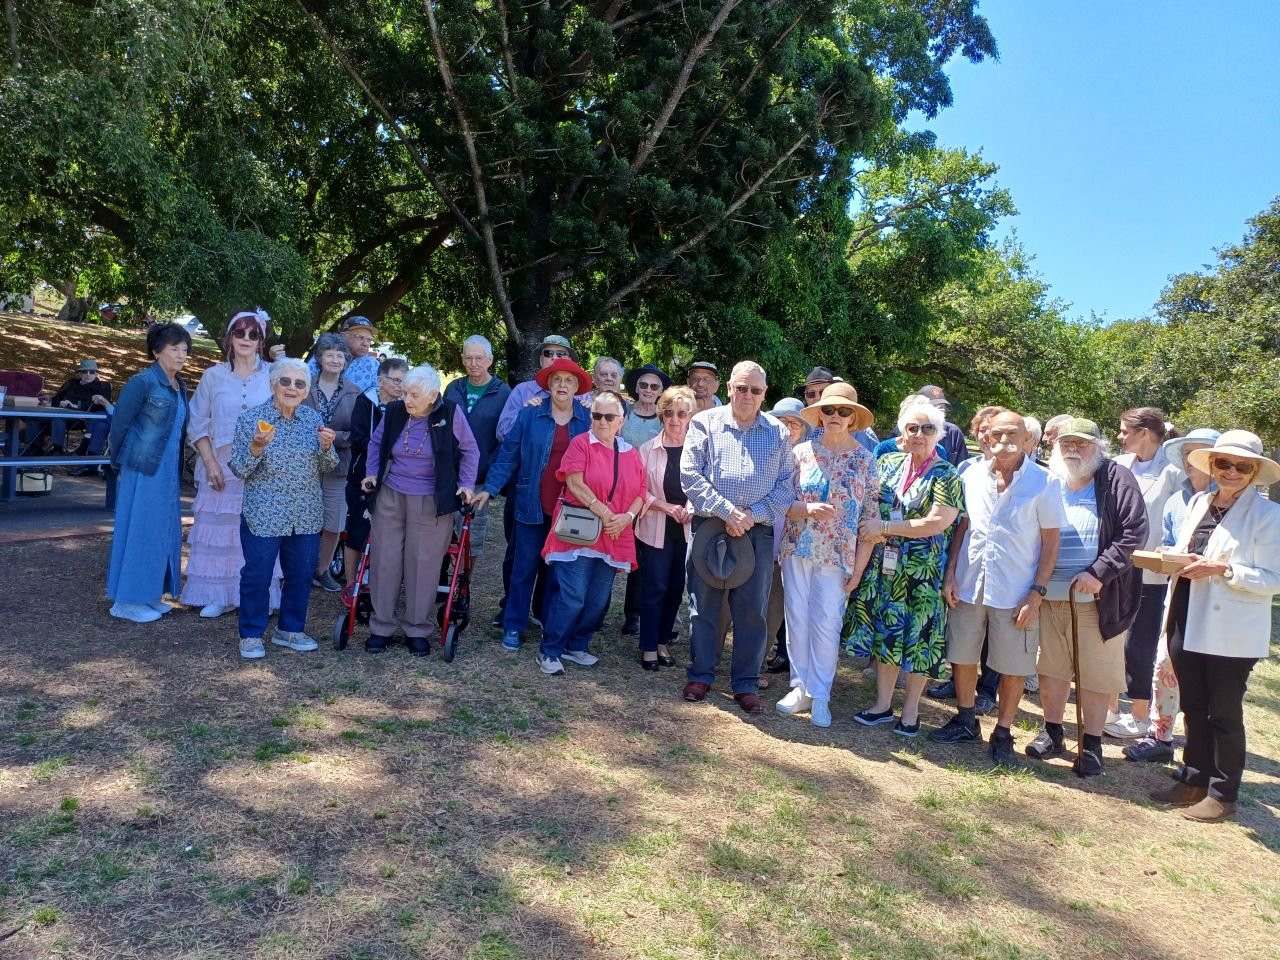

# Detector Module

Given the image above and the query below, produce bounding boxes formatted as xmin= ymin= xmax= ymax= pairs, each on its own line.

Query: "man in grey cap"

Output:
xmin=308 ymin=316 xmax=381 ymax=391
xmin=802 ymin=367 xmax=877 ymax=453
xmin=915 ymin=385 xmax=968 ymax=466
xmin=44 ymin=359 xmax=113 ymax=469
xmin=686 ymin=361 xmax=721 ymax=412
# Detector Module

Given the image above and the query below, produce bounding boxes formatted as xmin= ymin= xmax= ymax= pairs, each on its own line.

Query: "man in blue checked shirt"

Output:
xmin=680 ymin=361 xmax=795 ymax=715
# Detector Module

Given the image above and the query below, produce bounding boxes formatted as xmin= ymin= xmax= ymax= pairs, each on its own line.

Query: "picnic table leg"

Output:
xmin=105 ymin=467 xmax=116 ymax=511
xmin=2 ymin=417 xmax=18 ymax=502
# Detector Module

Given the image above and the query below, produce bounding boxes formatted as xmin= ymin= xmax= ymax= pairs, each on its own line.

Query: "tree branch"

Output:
xmin=422 ymin=0 xmax=520 ymax=340
xmin=5 ymin=0 xmax=18 ymax=71
xmin=848 ymin=183 xmax=968 ymax=253
xmin=599 ymin=125 xmax=814 ymax=317
xmin=292 ymin=0 xmax=479 ymax=241
xmin=346 ymin=219 xmax=454 ymax=323
xmin=313 ymin=214 xmax=452 ymax=322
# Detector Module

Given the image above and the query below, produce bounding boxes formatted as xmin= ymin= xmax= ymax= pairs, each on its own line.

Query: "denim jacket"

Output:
xmin=483 ymin=401 xmax=590 ymax=524
xmin=109 ymin=363 xmax=189 ymax=476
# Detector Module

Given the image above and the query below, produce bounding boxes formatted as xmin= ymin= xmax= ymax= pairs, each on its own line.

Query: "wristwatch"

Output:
xmin=1030 ymin=584 xmax=1047 ymax=597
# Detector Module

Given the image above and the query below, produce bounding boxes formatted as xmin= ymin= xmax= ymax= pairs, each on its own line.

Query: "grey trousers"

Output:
xmin=369 ymin=488 xmax=453 ymax=639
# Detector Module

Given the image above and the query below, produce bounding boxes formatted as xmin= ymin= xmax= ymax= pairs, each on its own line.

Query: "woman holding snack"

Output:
xmin=1148 ymin=431 xmax=1280 ymax=822
xmin=231 ymin=358 xmax=338 ymax=660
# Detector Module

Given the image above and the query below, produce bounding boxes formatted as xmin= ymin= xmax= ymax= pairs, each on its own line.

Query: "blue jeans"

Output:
xmin=541 ymin=556 xmax=617 ymax=659
xmin=51 ymin=415 xmax=110 ymax=454
xmin=503 ymin=517 xmax=554 ymax=634
xmin=686 ymin=520 xmax=774 ymax=694
xmin=238 ymin=520 xmax=319 ymax=639
xmin=638 ymin=538 xmax=685 ymax=653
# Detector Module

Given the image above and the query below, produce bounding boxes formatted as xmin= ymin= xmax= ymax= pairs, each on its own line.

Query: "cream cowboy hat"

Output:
xmin=1186 ymin=430 xmax=1280 ymax=487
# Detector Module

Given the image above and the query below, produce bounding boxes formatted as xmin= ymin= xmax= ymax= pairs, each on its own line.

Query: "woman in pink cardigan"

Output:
xmin=635 ymin=386 xmax=696 ymax=671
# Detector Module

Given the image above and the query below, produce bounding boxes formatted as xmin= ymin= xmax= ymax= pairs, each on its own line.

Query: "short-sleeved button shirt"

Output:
xmin=953 ymin=457 xmax=1068 ymax=609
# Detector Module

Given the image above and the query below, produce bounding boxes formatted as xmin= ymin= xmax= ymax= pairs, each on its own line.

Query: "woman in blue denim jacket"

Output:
xmin=475 ymin=359 xmax=592 ymax=651
xmin=106 ymin=324 xmax=192 ymax=623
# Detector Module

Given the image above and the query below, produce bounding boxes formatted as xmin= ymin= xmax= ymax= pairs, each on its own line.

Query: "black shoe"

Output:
xmin=892 ymin=719 xmax=920 ymax=738
xmin=1073 ymin=747 xmax=1104 ymax=778
xmin=1122 ymin=737 xmax=1175 ymax=762
xmin=365 ymin=634 xmax=390 ymax=654
xmin=853 ymin=707 xmax=896 ymax=727
xmin=640 ymin=657 xmax=659 ymax=672
xmin=765 ymin=654 xmax=790 ymax=674
xmin=974 ymin=694 xmax=996 ymax=717
xmin=989 ymin=728 xmax=1020 ymax=769
xmin=1025 ymin=728 xmax=1065 ymax=760
xmin=490 ymin=611 xmax=504 ymax=628
xmin=657 ymin=654 xmax=675 ymax=667
xmin=931 ymin=714 xmax=982 ymax=743
xmin=622 ymin=618 xmax=640 ymax=636
xmin=927 ymin=679 xmax=956 ymax=699
xmin=408 ymin=636 xmax=431 ymax=657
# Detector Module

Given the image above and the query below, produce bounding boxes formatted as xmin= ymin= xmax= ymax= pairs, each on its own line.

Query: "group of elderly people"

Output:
xmin=104 ymin=319 xmax=1279 ymax=823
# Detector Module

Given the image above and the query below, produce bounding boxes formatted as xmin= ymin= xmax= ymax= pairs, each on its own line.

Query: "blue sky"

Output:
xmin=918 ymin=1 xmax=1280 ymax=323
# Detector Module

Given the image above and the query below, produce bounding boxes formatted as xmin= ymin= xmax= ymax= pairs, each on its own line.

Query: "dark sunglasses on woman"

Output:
xmin=232 ymin=328 xmax=263 ymax=341
xmin=904 ymin=423 xmax=938 ymax=436
xmin=591 ymin=411 xmax=619 ymax=422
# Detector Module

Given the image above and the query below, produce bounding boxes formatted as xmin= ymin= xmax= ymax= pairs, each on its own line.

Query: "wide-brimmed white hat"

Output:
xmin=1186 ymin=430 xmax=1280 ymax=486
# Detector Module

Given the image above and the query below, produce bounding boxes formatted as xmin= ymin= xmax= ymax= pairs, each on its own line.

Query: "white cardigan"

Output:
xmin=1165 ymin=488 xmax=1280 ymax=659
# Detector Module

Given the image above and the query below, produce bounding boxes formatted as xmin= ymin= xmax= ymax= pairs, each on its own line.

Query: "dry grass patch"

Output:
xmin=1 ymin=533 xmax=1279 ymax=959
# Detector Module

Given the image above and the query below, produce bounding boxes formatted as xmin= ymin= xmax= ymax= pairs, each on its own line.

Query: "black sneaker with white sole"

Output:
xmin=853 ymin=707 xmax=896 ymax=727
xmin=892 ymin=719 xmax=920 ymax=738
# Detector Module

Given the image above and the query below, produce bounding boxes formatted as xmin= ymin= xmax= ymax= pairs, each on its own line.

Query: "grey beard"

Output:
xmin=1050 ymin=446 xmax=1103 ymax=483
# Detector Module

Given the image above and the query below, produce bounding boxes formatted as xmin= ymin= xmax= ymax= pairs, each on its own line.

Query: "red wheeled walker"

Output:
xmin=332 ymin=503 xmax=475 ymax=662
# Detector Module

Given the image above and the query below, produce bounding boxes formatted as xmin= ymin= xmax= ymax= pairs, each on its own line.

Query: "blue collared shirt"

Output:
xmin=308 ymin=353 xmax=380 ymax=393
xmin=680 ymin=405 xmax=794 ymax=525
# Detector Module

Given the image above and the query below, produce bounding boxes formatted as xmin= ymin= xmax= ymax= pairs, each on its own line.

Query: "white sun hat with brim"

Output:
xmin=1186 ymin=430 xmax=1280 ymax=487
xmin=1163 ymin=428 xmax=1221 ymax=472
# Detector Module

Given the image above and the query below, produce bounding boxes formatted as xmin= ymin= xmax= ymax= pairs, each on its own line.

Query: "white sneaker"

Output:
xmin=272 ymin=631 xmax=319 ymax=652
xmin=240 ymin=637 xmax=266 ymax=660
xmin=109 ymin=603 xmax=163 ymax=624
xmin=1024 ymin=674 xmax=1040 ymax=693
xmin=811 ymin=699 xmax=832 ymax=728
xmin=1103 ymin=713 xmax=1149 ymax=739
xmin=539 ymin=655 xmax=565 ymax=676
xmin=561 ymin=650 xmax=599 ymax=667
xmin=200 ymin=603 xmax=236 ymax=619
xmin=776 ymin=687 xmax=813 ymax=715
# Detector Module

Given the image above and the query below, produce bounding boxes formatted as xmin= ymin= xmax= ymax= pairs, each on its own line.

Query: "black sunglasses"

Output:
xmin=904 ymin=423 xmax=938 ymax=435
xmin=542 ymin=349 xmax=570 ymax=359
xmin=1212 ymin=457 xmax=1256 ymax=474
xmin=733 ymin=384 xmax=765 ymax=396
xmin=232 ymin=328 xmax=262 ymax=341
xmin=820 ymin=405 xmax=855 ymax=418
xmin=591 ymin=411 xmax=619 ymax=422
xmin=637 ymin=381 xmax=663 ymax=391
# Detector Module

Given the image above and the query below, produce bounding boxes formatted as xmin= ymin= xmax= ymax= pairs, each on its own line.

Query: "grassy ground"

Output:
xmin=1 ymin=313 xmax=222 ymax=390
xmin=1 ymin=529 xmax=1278 ymax=960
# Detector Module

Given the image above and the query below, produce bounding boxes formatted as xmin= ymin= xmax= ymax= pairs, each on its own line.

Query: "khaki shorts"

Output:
xmin=1037 ymin=599 xmax=1126 ymax=695
xmin=321 ymin=476 xmax=348 ymax=532
xmin=946 ymin=600 xmax=1040 ymax=677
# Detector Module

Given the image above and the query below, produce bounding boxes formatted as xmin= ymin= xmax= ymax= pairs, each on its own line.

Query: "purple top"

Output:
xmin=367 ymin=407 xmax=479 ymax=497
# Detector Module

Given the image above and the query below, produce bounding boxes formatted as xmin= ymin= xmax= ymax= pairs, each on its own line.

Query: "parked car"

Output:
xmin=175 ymin=314 xmax=209 ymax=338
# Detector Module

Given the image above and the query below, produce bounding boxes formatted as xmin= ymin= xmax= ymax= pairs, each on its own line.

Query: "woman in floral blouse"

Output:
xmin=846 ymin=396 xmax=963 ymax=736
xmin=231 ymin=358 xmax=338 ymax=660
xmin=776 ymin=382 xmax=879 ymax=728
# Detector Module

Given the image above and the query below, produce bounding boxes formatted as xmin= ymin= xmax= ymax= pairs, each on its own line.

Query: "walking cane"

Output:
xmin=1069 ymin=593 xmax=1086 ymax=776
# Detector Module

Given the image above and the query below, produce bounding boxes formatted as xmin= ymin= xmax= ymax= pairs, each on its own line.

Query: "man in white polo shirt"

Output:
xmin=933 ymin=410 xmax=1066 ymax=766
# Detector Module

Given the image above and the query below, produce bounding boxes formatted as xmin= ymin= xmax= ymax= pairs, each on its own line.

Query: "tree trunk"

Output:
xmin=56 ymin=293 xmax=91 ymax=324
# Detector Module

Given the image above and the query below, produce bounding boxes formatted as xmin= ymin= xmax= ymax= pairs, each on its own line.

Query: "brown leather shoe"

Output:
xmin=683 ymin=681 xmax=711 ymax=702
xmin=1182 ymin=797 xmax=1236 ymax=823
xmin=735 ymin=692 xmax=765 ymax=715
xmin=1149 ymin=781 xmax=1208 ymax=807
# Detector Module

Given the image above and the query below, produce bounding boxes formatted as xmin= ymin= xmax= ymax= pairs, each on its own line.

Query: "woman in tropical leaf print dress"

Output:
xmin=846 ymin=397 xmax=964 ymax=736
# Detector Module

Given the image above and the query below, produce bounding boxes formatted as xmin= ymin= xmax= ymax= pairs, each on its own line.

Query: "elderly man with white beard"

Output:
xmin=1025 ymin=418 xmax=1148 ymax=776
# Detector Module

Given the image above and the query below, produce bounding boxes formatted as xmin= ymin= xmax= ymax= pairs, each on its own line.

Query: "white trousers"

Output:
xmin=781 ymin=556 xmax=848 ymax=703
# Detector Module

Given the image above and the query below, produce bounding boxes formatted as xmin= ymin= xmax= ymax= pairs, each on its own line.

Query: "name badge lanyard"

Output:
xmin=881 ymin=469 xmax=909 ymax=576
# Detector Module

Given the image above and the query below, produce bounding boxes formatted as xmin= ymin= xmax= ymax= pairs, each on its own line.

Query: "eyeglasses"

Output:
xmin=688 ymin=375 xmax=717 ymax=386
xmin=591 ymin=411 xmax=619 ymax=422
xmin=542 ymin=349 xmax=570 ymax=359
xmin=820 ymin=405 xmax=855 ymax=418
xmin=661 ymin=409 xmax=691 ymax=420
xmin=381 ymin=376 xmax=404 ymax=385
xmin=733 ymin=384 xmax=765 ymax=397
xmin=232 ymin=328 xmax=262 ymax=341
xmin=637 ymin=381 xmax=662 ymax=391
xmin=1212 ymin=457 xmax=1256 ymax=475
xmin=903 ymin=423 xmax=938 ymax=436
xmin=276 ymin=377 xmax=307 ymax=389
